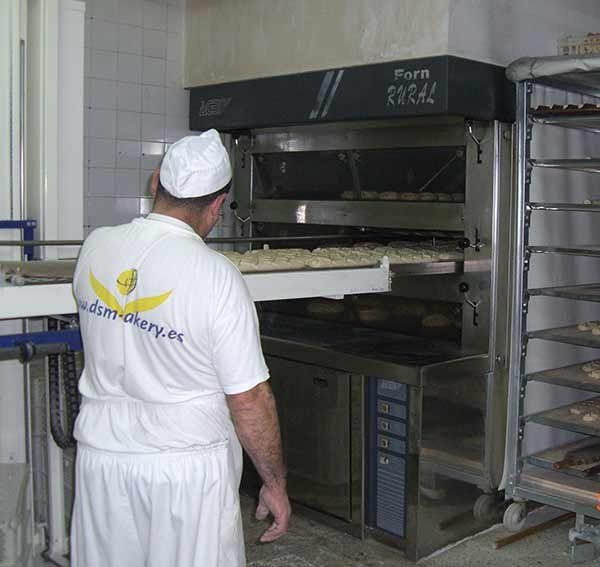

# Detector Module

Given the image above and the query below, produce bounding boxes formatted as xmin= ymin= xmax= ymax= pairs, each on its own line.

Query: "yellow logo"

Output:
xmin=89 ymin=269 xmax=171 ymax=317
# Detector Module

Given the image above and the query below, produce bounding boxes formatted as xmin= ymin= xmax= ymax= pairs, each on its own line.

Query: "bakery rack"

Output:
xmin=506 ymin=55 xmax=600 ymax=557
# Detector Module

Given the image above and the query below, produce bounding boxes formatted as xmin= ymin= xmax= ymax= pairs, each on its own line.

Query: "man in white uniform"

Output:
xmin=71 ymin=130 xmax=291 ymax=566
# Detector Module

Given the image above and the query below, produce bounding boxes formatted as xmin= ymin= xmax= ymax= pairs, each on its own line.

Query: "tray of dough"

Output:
xmin=527 ymin=438 xmax=600 ymax=479
xmin=526 ymin=396 xmax=600 ymax=437
xmin=0 ymin=260 xmax=392 ymax=319
xmin=527 ymin=359 xmax=600 ymax=393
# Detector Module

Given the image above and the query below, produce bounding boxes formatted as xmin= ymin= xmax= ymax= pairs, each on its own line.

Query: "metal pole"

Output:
xmin=506 ymin=80 xmax=532 ymax=499
xmin=0 ymin=232 xmax=457 ymax=248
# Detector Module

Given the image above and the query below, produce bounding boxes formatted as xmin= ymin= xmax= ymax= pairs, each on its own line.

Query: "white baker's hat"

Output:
xmin=159 ymin=130 xmax=232 ymax=198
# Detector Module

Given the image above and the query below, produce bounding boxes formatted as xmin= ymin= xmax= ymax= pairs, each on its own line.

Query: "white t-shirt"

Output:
xmin=72 ymin=213 xmax=269 ymax=453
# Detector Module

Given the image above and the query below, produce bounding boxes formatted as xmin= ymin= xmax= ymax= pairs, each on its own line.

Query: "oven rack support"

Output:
xmin=506 ymin=55 xmax=600 ymax=555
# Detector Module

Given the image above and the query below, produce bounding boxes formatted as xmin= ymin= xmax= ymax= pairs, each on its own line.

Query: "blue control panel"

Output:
xmin=368 ymin=378 xmax=409 ymax=539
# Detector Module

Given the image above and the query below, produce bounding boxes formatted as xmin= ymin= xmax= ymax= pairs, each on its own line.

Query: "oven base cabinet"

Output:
xmin=242 ymin=357 xmax=498 ymax=561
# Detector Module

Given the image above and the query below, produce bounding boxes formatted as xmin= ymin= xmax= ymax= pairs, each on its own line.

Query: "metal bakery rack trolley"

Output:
xmin=507 ymin=54 xmax=600 ymax=556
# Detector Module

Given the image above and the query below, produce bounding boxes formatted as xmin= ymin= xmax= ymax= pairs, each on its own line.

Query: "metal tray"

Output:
xmin=527 ymin=438 xmax=600 ymax=479
xmin=527 ymin=361 xmax=600 ymax=393
xmin=531 ymin=158 xmax=600 ymax=174
xmin=527 ymin=397 xmax=600 ymax=437
xmin=529 ymin=325 xmax=600 ymax=349
xmin=529 ymin=284 xmax=600 ymax=302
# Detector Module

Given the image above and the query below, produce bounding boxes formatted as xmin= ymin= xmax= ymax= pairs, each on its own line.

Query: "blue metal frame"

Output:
xmin=0 ymin=219 xmax=37 ymax=260
xmin=0 ymin=329 xmax=83 ymax=352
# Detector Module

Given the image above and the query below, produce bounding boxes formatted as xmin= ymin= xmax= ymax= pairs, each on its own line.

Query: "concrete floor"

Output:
xmin=242 ymin=495 xmax=595 ymax=567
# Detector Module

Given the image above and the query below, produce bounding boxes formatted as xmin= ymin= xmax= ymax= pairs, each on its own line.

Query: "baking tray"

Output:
xmin=527 ymin=438 xmax=600 ymax=479
xmin=527 ymin=361 xmax=600 ymax=393
xmin=526 ymin=397 xmax=600 ymax=437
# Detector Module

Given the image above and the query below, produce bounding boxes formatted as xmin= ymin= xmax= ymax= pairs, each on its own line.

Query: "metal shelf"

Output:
xmin=531 ymin=158 xmax=600 ymax=174
xmin=529 ymin=203 xmax=600 ymax=213
xmin=527 ymin=438 xmax=600 ymax=479
xmin=526 ymin=397 xmax=600 ymax=437
xmin=529 ymin=283 xmax=600 ymax=302
xmin=528 ymin=245 xmax=600 ymax=258
xmin=251 ymin=199 xmax=465 ymax=232
xmin=528 ymin=325 xmax=600 ymax=349
xmin=528 ymin=361 xmax=600 ymax=393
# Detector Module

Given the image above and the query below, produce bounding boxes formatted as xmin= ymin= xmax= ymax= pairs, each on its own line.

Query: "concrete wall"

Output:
xmin=185 ymin=0 xmax=450 ymax=87
xmin=185 ymin=0 xmax=600 ymax=88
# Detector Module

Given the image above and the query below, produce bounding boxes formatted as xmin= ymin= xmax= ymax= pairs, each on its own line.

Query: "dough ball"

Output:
xmin=591 ymin=370 xmax=600 ymax=380
xmin=593 ymin=326 xmax=600 ymax=336
xmin=360 ymin=191 xmax=378 ymax=200
xmin=570 ymin=407 xmax=583 ymax=415
xmin=379 ymin=191 xmax=398 ymax=200
xmin=418 ymin=192 xmax=436 ymax=201
xmin=583 ymin=412 xmax=599 ymax=422
xmin=400 ymin=193 xmax=419 ymax=201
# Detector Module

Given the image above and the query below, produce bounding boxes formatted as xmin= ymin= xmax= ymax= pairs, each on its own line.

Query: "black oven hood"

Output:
xmin=188 ymin=55 xmax=515 ymax=132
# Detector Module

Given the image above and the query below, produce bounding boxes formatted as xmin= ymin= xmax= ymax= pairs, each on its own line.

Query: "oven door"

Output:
xmin=267 ymin=356 xmax=356 ymax=522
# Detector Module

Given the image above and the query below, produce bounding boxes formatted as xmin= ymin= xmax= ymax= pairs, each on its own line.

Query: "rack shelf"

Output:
xmin=529 ymin=284 xmax=600 ymax=302
xmin=528 ymin=361 xmax=600 ymax=393
xmin=528 ymin=325 xmax=600 ymax=349
xmin=528 ymin=203 xmax=600 ymax=213
xmin=526 ymin=397 xmax=600 ymax=437
xmin=531 ymin=158 xmax=600 ymax=174
xmin=528 ymin=245 xmax=600 ymax=258
xmin=519 ymin=466 xmax=600 ymax=515
xmin=532 ymin=112 xmax=600 ymax=134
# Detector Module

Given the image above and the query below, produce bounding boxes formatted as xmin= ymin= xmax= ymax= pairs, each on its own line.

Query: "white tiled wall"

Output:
xmin=84 ymin=0 xmax=191 ymax=232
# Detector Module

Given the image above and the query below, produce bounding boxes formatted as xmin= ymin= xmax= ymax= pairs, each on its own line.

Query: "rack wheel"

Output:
xmin=473 ymin=494 xmax=499 ymax=523
xmin=503 ymin=502 xmax=527 ymax=532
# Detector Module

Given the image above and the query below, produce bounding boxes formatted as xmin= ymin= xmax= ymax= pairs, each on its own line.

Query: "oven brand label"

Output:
xmin=386 ymin=66 xmax=437 ymax=108
xmin=197 ymin=97 xmax=232 ymax=117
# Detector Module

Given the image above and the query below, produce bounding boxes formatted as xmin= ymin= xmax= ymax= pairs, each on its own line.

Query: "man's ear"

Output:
xmin=150 ymin=169 xmax=160 ymax=197
xmin=211 ymin=193 xmax=228 ymax=215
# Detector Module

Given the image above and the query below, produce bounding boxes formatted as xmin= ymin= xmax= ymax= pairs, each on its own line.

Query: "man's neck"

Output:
xmin=151 ymin=204 xmax=209 ymax=238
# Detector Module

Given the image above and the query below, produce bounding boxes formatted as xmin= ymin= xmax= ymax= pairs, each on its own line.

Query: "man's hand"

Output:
xmin=227 ymin=382 xmax=291 ymax=542
xmin=255 ymin=483 xmax=291 ymax=543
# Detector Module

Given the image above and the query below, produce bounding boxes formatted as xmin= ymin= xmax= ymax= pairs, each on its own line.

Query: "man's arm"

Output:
xmin=226 ymin=381 xmax=291 ymax=543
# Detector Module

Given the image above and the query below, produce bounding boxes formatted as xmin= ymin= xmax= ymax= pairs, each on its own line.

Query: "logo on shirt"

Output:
xmin=78 ymin=268 xmax=185 ymax=343
xmin=89 ymin=268 xmax=172 ymax=317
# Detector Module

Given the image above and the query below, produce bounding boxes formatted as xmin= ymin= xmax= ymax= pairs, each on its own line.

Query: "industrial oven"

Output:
xmin=190 ymin=55 xmax=515 ymax=560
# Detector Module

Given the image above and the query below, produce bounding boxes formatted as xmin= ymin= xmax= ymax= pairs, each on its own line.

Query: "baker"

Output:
xmin=71 ymin=130 xmax=291 ymax=566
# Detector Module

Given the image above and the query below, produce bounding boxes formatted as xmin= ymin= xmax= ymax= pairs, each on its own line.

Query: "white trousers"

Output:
xmin=71 ymin=443 xmax=245 ymax=567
